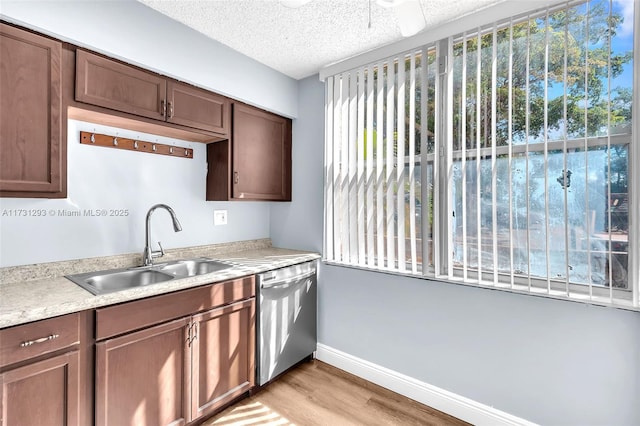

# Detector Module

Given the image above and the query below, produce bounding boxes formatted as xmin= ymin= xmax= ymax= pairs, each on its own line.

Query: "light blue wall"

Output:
xmin=271 ymin=75 xmax=640 ymax=425
xmin=270 ymin=76 xmax=324 ymax=253
xmin=321 ymin=265 xmax=640 ymax=425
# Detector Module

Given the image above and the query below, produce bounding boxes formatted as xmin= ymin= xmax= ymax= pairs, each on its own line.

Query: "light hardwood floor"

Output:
xmin=203 ymin=360 xmax=469 ymax=426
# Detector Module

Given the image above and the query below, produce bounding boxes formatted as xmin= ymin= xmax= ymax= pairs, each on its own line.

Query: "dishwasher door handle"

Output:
xmin=260 ymin=270 xmax=316 ymax=290
xmin=261 ymin=281 xmax=296 ymax=291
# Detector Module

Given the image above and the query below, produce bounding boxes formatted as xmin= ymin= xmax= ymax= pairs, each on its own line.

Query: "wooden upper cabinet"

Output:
xmin=75 ymin=49 xmax=166 ymax=120
xmin=233 ymin=103 xmax=292 ymax=201
xmin=167 ymin=81 xmax=229 ymax=136
xmin=74 ymin=49 xmax=230 ymax=139
xmin=0 ymin=23 xmax=66 ymax=198
xmin=208 ymin=103 xmax=291 ymax=201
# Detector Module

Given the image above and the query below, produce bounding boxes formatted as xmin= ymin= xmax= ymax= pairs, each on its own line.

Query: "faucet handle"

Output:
xmin=157 ymin=241 xmax=165 ymax=257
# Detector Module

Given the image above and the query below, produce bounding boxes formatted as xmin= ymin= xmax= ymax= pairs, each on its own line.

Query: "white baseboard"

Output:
xmin=315 ymin=344 xmax=536 ymax=426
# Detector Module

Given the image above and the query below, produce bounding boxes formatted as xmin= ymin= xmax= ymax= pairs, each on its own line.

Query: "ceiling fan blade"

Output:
xmin=393 ymin=0 xmax=427 ymax=37
xmin=376 ymin=0 xmax=426 ymax=37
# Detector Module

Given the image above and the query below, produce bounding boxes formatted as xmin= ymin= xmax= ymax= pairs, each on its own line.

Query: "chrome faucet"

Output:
xmin=143 ymin=204 xmax=182 ymax=266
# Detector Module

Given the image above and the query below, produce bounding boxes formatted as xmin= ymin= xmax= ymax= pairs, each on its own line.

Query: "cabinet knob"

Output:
xmin=168 ymin=101 xmax=174 ymax=119
xmin=234 ymin=172 xmax=239 ymax=184
xmin=161 ymin=100 xmax=167 ymax=117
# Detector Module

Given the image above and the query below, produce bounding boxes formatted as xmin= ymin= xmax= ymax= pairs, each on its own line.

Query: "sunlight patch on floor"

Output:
xmin=209 ymin=401 xmax=295 ymax=426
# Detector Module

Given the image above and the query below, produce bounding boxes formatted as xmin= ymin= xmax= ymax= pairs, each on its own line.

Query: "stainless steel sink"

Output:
xmin=66 ymin=257 xmax=233 ymax=295
xmin=159 ymin=258 xmax=233 ymax=277
xmin=86 ymin=269 xmax=174 ymax=292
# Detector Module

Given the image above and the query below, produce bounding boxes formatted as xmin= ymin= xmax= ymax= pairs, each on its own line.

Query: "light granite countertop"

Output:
xmin=0 ymin=239 xmax=320 ymax=329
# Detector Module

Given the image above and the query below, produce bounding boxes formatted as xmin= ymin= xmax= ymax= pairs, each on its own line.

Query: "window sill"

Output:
xmin=322 ymin=259 xmax=640 ymax=312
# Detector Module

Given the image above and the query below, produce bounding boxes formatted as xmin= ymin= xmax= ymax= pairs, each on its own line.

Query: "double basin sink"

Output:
xmin=66 ymin=258 xmax=233 ymax=295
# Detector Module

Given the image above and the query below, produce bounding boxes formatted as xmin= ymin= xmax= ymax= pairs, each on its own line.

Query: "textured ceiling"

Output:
xmin=138 ymin=0 xmax=505 ymax=80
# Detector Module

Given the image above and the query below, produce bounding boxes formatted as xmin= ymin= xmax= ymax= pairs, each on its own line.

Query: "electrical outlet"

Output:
xmin=214 ymin=209 xmax=227 ymax=226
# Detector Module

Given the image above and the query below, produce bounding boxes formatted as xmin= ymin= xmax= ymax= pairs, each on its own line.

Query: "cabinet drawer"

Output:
xmin=0 ymin=313 xmax=80 ymax=368
xmin=96 ymin=276 xmax=255 ymax=341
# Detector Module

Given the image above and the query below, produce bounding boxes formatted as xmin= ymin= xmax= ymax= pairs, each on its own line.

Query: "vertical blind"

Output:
xmin=448 ymin=0 xmax=634 ymax=306
xmin=324 ymin=0 xmax=638 ymax=309
xmin=324 ymin=45 xmax=438 ymax=275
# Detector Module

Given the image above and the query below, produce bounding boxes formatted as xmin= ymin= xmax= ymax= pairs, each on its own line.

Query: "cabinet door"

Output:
xmin=0 ymin=23 xmax=64 ymax=196
xmin=75 ymin=49 xmax=167 ymax=120
xmin=95 ymin=317 xmax=191 ymax=426
xmin=167 ymin=81 xmax=229 ymax=136
xmin=232 ymin=104 xmax=292 ymax=201
xmin=0 ymin=351 xmax=80 ymax=426
xmin=190 ymin=298 xmax=255 ymax=420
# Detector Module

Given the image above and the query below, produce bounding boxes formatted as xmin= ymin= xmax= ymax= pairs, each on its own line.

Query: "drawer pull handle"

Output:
xmin=20 ymin=334 xmax=60 ymax=347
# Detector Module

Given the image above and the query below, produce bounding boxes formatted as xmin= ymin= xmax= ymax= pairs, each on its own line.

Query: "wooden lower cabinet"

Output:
xmin=95 ymin=287 xmax=256 ymax=426
xmin=191 ymin=299 xmax=255 ymax=420
xmin=0 ymin=351 xmax=80 ymax=426
xmin=95 ymin=317 xmax=191 ymax=426
xmin=0 ymin=311 xmax=92 ymax=426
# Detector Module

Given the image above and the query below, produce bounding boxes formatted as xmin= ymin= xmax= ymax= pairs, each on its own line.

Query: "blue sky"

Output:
xmin=545 ymin=0 xmax=634 ymax=108
xmin=611 ymin=0 xmax=634 ymax=91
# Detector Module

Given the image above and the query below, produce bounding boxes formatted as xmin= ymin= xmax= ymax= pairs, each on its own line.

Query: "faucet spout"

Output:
xmin=143 ymin=204 xmax=182 ymax=266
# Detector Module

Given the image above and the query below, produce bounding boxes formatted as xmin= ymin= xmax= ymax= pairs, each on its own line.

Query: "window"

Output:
xmin=324 ymin=0 xmax=638 ymax=308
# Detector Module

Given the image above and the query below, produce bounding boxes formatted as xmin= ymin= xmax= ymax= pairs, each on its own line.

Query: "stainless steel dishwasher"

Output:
xmin=256 ymin=260 xmax=317 ymax=386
